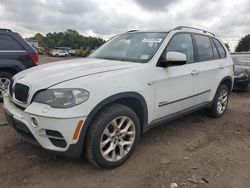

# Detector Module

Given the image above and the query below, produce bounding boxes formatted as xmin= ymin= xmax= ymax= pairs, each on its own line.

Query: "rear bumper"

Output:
xmin=3 ymin=95 xmax=87 ymax=158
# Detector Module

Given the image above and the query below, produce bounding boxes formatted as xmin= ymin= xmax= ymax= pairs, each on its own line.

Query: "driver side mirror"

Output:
xmin=162 ymin=51 xmax=187 ymax=67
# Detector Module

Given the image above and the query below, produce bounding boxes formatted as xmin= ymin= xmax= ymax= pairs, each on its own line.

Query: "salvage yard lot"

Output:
xmin=0 ymin=55 xmax=250 ymax=188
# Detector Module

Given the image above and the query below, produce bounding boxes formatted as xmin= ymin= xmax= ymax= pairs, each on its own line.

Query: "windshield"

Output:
xmin=232 ymin=55 xmax=250 ymax=66
xmin=89 ymin=32 xmax=168 ymax=63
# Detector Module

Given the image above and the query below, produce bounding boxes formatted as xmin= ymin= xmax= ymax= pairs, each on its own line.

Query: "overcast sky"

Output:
xmin=0 ymin=0 xmax=249 ymax=51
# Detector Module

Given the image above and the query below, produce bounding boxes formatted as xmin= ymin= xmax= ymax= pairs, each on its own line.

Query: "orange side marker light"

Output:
xmin=73 ymin=120 xmax=84 ymax=140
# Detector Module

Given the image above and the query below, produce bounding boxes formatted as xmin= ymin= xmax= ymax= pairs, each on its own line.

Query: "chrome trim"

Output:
xmin=159 ymin=90 xmax=211 ymax=107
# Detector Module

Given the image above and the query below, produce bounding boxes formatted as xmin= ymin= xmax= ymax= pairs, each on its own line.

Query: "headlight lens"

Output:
xmin=33 ymin=88 xmax=89 ymax=108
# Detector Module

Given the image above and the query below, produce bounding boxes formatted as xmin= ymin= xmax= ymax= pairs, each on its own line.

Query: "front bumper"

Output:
xmin=233 ymin=77 xmax=249 ymax=90
xmin=3 ymin=95 xmax=87 ymax=157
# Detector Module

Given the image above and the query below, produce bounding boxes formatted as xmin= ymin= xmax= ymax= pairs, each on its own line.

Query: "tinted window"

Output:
xmin=213 ymin=38 xmax=226 ymax=58
xmin=210 ymin=38 xmax=219 ymax=59
xmin=0 ymin=35 xmax=23 ymax=50
xmin=166 ymin=33 xmax=194 ymax=63
xmin=194 ymin=35 xmax=213 ymax=61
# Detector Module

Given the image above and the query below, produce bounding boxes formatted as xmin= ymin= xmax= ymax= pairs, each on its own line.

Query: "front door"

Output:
xmin=155 ymin=33 xmax=199 ymax=119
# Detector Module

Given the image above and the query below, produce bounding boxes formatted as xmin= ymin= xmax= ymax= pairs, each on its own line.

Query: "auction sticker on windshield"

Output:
xmin=142 ymin=38 xmax=162 ymax=43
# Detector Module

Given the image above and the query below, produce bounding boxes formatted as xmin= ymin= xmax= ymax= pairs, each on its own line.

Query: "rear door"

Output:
xmin=155 ymin=33 xmax=199 ymax=119
xmin=193 ymin=34 xmax=224 ymax=104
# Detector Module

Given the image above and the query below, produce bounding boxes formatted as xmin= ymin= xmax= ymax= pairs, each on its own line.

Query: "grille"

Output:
xmin=13 ymin=83 xmax=30 ymax=102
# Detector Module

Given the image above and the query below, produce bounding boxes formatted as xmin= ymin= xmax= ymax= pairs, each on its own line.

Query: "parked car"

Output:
xmin=0 ymin=28 xmax=38 ymax=101
xmin=51 ymin=49 xmax=69 ymax=57
xmin=231 ymin=53 xmax=250 ymax=91
xmin=3 ymin=26 xmax=234 ymax=169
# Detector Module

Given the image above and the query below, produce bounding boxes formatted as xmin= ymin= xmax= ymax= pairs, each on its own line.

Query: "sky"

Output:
xmin=0 ymin=0 xmax=249 ymax=51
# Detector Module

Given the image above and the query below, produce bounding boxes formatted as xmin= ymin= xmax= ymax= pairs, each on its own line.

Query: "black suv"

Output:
xmin=0 ymin=29 xmax=38 ymax=100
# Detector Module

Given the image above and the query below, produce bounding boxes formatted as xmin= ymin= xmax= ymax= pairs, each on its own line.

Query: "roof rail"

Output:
xmin=173 ymin=26 xmax=215 ymax=36
xmin=127 ymin=30 xmax=139 ymax=33
xmin=0 ymin=28 xmax=12 ymax=32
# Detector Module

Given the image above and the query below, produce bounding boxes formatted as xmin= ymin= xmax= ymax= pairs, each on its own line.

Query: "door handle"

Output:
xmin=219 ymin=65 xmax=224 ymax=69
xmin=191 ymin=70 xmax=199 ymax=76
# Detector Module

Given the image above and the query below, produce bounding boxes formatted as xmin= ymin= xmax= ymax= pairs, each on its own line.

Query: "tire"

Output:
xmin=208 ymin=84 xmax=229 ymax=118
xmin=0 ymin=72 xmax=13 ymax=102
xmin=85 ymin=104 xmax=140 ymax=169
xmin=55 ymin=54 xmax=58 ymax=57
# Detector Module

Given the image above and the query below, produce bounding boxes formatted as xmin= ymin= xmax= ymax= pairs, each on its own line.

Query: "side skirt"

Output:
xmin=143 ymin=101 xmax=212 ymax=133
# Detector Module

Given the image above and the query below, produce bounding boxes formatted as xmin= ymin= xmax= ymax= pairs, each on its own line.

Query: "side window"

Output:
xmin=0 ymin=35 xmax=23 ymax=50
xmin=210 ymin=38 xmax=219 ymax=59
xmin=194 ymin=34 xmax=213 ymax=61
xmin=212 ymin=38 xmax=226 ymax=58
xmin=166 ymin=33 xmax=194 ymax=63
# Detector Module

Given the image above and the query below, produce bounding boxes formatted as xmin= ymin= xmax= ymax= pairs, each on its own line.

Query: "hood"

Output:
xmin=234 ymin=65 xmax=250 ymax=75
xmin=13 ymin=58 xmax=140 ymax=89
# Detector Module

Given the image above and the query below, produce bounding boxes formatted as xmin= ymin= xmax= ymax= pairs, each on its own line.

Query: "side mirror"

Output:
xmin=163 ymin=52 xmax=187 ymax=67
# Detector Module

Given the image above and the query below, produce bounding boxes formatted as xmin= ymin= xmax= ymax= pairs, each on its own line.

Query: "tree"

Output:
xmin=224 ymin=43 xmax=230 ymax=52
xmin=28 ymin=29 xmax=105 ymax=50
xmin=235 ymin=34 xmax=250 ymax=52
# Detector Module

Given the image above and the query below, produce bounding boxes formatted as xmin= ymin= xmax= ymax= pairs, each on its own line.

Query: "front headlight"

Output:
xmin=33 ymin=88 xmax=89 ymax=108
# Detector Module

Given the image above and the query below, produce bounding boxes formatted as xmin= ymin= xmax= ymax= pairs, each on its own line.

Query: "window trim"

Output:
xmin=157 ymin=32 xmax=196 ymax=67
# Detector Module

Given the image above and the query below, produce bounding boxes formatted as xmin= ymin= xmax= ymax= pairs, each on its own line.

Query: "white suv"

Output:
xmin=3 ymin=26 xmax=234 ymax=169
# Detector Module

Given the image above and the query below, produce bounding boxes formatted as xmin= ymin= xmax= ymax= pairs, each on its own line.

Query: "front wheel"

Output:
xmin=209 ymin=84 xmax=229 ymax=118
xmin=85 ymin=104 xmax=140 ymax=169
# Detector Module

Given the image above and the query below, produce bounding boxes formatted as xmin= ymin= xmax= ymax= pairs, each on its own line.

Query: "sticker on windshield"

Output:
xmin=142 ymin=38 xmax=162 ymax=43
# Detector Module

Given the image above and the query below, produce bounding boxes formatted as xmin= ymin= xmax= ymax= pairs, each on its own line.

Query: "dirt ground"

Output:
xmin=0 ymin=55 xmax=250 ymax=188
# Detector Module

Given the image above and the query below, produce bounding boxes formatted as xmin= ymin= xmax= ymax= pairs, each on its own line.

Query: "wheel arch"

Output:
xmin=219 ymin=76 xmax=233 ymax=92
xmin=85 ymin=92 xmax=148 ymax=133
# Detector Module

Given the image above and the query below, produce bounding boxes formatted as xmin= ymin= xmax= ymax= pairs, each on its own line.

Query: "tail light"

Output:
xmin=29 ymin=53 xmax=38 ymax=64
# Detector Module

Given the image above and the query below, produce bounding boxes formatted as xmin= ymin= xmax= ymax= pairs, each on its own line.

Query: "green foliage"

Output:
xmin=224 ymin=43 xmax=230 ymax=52
xmin=29 ymin=29 xmax=105 ymax=50
xmin=235 ymin=34 xmax=250 ymax=52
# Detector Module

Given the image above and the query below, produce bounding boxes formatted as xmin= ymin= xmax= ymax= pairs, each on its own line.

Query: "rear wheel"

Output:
xmin=85 ymin=104 xmax=140 ymax=169
xmin=0 ymin=72 xmax=13 ymax=102
xmin=209 ymin=84 xmax=229 ymax=118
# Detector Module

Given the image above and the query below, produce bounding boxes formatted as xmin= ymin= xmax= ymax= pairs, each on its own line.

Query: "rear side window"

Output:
xmin=212 ymin=38 xmax=226 ymax=58
xmin=210 ymin=39 xmax=219 ymax=60
xmin=167 ymin=33 xmax=194 ymax=63
xmin=194 ymin=34 xmax=213 ymax=61
xmin=0 ymin=35 xmax=23 ymax=50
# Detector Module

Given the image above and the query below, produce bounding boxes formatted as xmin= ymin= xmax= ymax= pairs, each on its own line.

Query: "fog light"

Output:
xmin=31 ymin=117 xmax=38 ymax=127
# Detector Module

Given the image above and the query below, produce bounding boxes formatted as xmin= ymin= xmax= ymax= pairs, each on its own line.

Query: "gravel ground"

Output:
xmin=0 ymin=56 xmax=250 ymax=188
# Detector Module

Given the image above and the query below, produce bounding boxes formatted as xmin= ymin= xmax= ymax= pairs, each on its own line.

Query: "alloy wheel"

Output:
xmin=217 ymin=89 xmax=228 ymax=115
xmin=0 ymin=77 xmax=10 ymax=98
xmin=100 ymin=116 xmax=136 ymax=162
